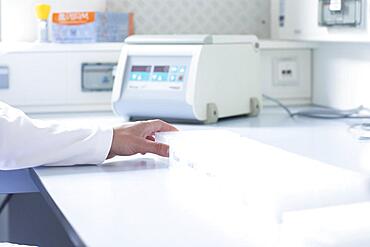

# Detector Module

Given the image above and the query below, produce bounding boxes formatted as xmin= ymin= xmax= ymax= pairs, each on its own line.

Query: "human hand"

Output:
xmin=107 ymin=119 xmax=178 ymax=159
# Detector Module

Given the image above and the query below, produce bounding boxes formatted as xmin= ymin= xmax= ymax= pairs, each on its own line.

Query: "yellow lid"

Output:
xmin=35 ymin=4 xmax=51 ymax=20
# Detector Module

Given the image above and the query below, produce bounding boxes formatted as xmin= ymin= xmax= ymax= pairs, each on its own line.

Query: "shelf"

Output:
xmin=0 ymin=42 xmax=124 ymax=53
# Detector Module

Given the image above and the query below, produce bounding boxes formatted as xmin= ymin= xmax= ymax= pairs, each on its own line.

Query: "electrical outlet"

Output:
xmin=274 ymin=58 xmax=298 ymax=85
xmin=260 ymin=44 xmax=312 ymax=106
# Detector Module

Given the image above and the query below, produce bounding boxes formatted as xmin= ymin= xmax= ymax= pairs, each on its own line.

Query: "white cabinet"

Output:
xmin=0 ymin=43 xmax=122 ymax=113
xmin=0 ymin=52 xmax=68 ymax=107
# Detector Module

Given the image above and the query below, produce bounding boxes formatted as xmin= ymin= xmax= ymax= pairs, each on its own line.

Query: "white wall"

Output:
xmin=0 ymin=0 xmax=271 ymax=40
xmin=107 ymin=0 xmax=271 ymax=38
xmin=313 ymin=43 xmax=370 ymax=109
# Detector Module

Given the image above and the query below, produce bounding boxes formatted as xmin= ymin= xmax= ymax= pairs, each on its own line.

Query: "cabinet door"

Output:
xmin=0 ymin=52 xmax=68 ymax=107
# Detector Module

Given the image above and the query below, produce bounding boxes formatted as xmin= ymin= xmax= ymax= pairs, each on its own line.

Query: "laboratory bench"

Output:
xmin=2 ymin=106 xmax=370 ymax=246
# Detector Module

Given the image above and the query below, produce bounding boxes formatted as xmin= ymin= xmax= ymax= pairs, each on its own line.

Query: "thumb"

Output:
xmin=140 ymin=140 xmax=170 ymax=157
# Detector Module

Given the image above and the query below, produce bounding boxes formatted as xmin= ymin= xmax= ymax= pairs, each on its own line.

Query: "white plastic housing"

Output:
xmin=112 ymin=35 xmax=261 ymax=123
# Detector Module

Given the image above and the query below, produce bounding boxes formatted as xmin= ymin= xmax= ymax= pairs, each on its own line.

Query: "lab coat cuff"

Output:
xmin=93 ymin=126 xmax=114 ymax=164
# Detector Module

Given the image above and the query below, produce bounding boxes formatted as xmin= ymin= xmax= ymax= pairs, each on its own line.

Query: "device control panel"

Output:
xmin=124 ymin=56 xmax=191 ymax=91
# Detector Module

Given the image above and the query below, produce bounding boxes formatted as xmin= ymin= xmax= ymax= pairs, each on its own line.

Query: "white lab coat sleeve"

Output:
xmin=0 ymin=102 xmax=113 ymax=170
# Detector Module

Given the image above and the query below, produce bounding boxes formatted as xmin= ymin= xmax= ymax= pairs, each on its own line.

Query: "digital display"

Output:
xmin=128 ymin=63 xmax=187 ymax=85
xmin=125 ymin=55 xmax=191 ymax=92
xmin=154 ymin=66 xmax=170 ymax=73
xmin=131 ymin=66 xmax=152 ymax=72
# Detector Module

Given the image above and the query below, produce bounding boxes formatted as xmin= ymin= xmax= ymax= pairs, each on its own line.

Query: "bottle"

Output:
xmin=35 ymin=4 xmax=51 ymax=42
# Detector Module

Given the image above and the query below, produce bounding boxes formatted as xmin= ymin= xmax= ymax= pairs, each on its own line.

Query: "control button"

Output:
xmin=178 ymin=75 xmax=184 ymax=81
xmin=158 ymin=76 xmax=163 ymax=81
xmin=171 ymin=66 xmax=178 ymax=73
xmin=137 ymin=75 xmax=142 ymax=81
xmin=132 ymin=74 xmax=137 ymax=80
xmin=179 ymin=66 xmax=186 ymax=73
xmin=170 ymin=75 xmax=176 ymax=82
xmin=152 ymin=74 xmax=158 ymax=80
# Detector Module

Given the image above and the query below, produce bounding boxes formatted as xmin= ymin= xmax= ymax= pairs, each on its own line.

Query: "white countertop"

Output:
xmin=25 ymin=107 xmax=370 ymax=246
xmin=32 ymin=106 xmax=370 ymax=175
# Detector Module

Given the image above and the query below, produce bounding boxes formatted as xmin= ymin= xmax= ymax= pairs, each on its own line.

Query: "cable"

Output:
xmin=0 ymin=194 xmax=13 ymax=215
xmin=348 ymin=123 xmax=370 ymax=141
xmin=263 ymin=94 xmax=370 ymax=119
xmin=262 ymin=94 xmax=295 ymax=117
xmin=263 ymin=95 xmax=370 ymax=140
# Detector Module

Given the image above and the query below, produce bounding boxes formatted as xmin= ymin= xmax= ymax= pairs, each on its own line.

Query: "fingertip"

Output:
xmin=140 ymin=139 xmax=170 ymax=157
xmin=165 ymin=145 xmax=170 ymax=157
xmin=158 ymin=119 xmax=179 ymax=132
xmin=154 ymin=142 xmax=170 ymax=157
xmin=158 ymin=143 xmax=170 ymax=157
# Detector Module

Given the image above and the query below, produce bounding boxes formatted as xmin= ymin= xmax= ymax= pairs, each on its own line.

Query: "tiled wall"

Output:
xmin=106 ymin=0 xmax=270 ymax=38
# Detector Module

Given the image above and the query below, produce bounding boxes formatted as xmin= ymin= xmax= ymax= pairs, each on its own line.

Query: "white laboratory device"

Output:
xmin=0 ymin=43 xmax=121 ymax=113
xmin=112 ymin=35 xmax=261 ymax=123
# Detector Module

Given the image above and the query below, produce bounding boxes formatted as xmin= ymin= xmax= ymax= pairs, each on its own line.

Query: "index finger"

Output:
xmin=144 ymin=119 xmax=178 ymax=133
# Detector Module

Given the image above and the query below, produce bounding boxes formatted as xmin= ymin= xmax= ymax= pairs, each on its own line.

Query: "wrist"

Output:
xmin=107 ymin=128 xmax=117 ymax=159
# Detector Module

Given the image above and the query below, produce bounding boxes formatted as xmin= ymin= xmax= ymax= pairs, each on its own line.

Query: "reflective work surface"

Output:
xmin=31 ymin=107 xmax=370 ymax=247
